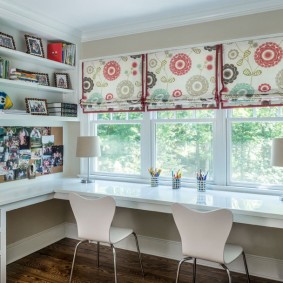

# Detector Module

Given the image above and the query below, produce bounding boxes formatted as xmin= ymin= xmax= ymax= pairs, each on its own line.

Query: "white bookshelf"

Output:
xmin=0 ymin=113 xmax=79 ymax=122
xmin=0 ymin=46 xmax=75 ymax=70
xmin=0 ymin=78 xmax=74 ymax=94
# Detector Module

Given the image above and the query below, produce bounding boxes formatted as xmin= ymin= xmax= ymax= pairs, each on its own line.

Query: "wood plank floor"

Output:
xmin=7 ymin=238 xmax=279 ymax=283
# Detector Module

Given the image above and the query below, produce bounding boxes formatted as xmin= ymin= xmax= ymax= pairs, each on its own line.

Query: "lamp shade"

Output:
xmin=76 ymin=136 xmax=101 ymax=158
xmin=271 ymin=138 xmax=283 ymax=167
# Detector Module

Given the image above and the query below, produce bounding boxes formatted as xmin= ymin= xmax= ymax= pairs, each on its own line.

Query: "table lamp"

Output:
xmin=76 ymin=136 xmax=101 ymax=183
xmin=271 ymin=138 xmax=283 ymax=201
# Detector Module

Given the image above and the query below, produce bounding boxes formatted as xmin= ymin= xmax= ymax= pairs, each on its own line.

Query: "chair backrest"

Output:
xmin=172 ymin=203 xmax=233 ymax=263
xmin=69 ymin=193 xmax=116 ymax=243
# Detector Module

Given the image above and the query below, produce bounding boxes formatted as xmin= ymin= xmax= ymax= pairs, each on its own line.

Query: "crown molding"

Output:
xmin=0 ymin=1 xmax=81 ymax=43
xmin=81 ymin=1 xmax=283 ymax=42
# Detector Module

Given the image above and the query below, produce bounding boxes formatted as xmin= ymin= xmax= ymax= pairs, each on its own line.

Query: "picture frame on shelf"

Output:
xmin=24 ymin=34 xmax=45 ymax=58
xmin=35 ymin=73 xmax=50 ymax=86
xmin=0 ymin=32 xmax=16 ymax=50
xmin=54 ymin=72 xmax=70 ymax=89
xmin=25 ymin=98 xmax=48 ymax=115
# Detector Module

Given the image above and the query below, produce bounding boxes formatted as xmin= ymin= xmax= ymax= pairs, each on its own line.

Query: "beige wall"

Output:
xmin=81 ymin=10 xmax=283 ymax=59
xmin=65 ymin=204 xmax=283 ymax=260
xmin=7 ymin=199 xmax=69 ymax=244
xmin=79 ymin=9 xmax=283 ymax=261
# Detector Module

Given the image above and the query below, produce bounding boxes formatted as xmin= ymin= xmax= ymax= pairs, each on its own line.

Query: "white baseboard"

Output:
xmin=7 ymin=223 xmax=66 ymax=264
xmin=7 ymin=222 xmax=283 ymax=282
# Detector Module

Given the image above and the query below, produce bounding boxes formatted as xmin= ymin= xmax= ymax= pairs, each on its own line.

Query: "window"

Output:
xmin=90 ymin=107 xmax=283 ymax=192
xmin=228 ymin=107 xmax=283 ymax=186
xmin=94 ymin=113 xmax=142 ymax=175
xmin=153 ymin=110 xmax=214 ymax=179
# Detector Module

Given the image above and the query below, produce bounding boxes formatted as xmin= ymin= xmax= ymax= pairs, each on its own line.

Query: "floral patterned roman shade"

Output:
xmin=220 ymin=37 xmax=283 ymax=108
xmin=81 ymin=55 xmax=145 ymax=113
xmin=146 ymin=46 xmax=219 ymax=110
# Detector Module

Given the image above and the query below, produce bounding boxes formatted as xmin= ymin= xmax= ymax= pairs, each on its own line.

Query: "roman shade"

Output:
xmin=146 ymin=45 xmax=219 ymax=110
xmin=81 ymin=55 xmax=145 ymax=113
xmin=220 ymin=37 xmax=283 ymax=108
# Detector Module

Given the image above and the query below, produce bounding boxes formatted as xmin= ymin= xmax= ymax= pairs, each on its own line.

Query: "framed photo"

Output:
xmin=24 ymin=34 xmax=45 ymax=58
xmin=54 ymin=73 xmax=70 ymax=89
xmin=25 ymin=98 xmax=48 ymax=115
xmin=35 ymin=73 xmax=50 ymax=86
xmin=0 ymin=32 xmax=16 ymax=50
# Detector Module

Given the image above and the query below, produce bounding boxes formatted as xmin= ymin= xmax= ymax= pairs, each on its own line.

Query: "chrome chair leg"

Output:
xmin=132 ymin=232 xmax=145 ymax=277
xmin=193 ymin=258 xmax=197 ymax=283
xmin=111 ymin=244 xmax=118 ymax=283
xmin=97 ymin=241 xmax=100 ymax=267
xmin=242 ymin=251 xmax=251 ymax=283
xmin=175 ymin=256 xmax=192 ymax=283
xmin=221 ymin=264 xmax=232 ymax=283
xmin=69 ymin=240 xmax=87 ymax=283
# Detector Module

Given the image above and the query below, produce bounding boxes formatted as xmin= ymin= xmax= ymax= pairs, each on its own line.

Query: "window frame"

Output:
xmin=227 ymin=110 xmax=283 ymax=190
xmin=88 ymin=108 xmax=283 ymax=195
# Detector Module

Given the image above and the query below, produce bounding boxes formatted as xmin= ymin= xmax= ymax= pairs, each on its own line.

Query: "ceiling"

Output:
xmin=1 ymin=0 xmax=283 ymax=42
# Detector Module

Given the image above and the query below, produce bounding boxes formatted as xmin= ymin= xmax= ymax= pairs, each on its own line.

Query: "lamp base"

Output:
xmin=81 ymin=179 xmax=93 ymax=183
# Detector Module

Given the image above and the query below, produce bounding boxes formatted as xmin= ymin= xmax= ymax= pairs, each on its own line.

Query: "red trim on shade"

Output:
xmin=214 ymin=45 xmax=221 ymax=108
xmin=141 ymin=54 xmax=146 ymax=109
xmin=218 ymin=44 xmax=225 ymax=105
xmin=80 ymin=62 xmax=84 ymax=109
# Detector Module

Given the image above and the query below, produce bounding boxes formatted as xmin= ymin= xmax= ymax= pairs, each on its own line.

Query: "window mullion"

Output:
xmin=213 ymin=109 xmax=227 ymax=186
xmin=140 ymin=112 xmax=152 ymax=178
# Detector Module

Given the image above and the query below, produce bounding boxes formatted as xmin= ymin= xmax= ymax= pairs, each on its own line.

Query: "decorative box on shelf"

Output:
xmin=47 ymin=42 xmax=76 ymax=66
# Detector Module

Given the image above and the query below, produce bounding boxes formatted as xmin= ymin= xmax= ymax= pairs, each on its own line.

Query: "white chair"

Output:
xmin=69 ymin=193 xmax=144 ymax=283
xmin=172 ymin=203 xmax=250 ymax=283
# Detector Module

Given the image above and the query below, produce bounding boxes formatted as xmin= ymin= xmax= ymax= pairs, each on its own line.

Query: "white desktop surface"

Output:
xmin=53 ymin=178 xmax=283 ymax=228
xmin=0 ymin=176 xmax=282 ymax=282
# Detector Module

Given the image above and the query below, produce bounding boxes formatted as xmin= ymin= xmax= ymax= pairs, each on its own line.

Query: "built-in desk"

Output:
xmin=54 ymin=178 xmax=283 ymax=228
xmin=0 ymin=176 xmax=283 ymax=282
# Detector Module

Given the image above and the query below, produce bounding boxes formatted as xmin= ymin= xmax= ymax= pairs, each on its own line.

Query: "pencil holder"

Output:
xmin=197 ymin=180 xmax=206 ymax=192
xmin=172 ymin=178 xmax=181 ymax=189
xmin=151 ymin=176 xmax=159 ymax=187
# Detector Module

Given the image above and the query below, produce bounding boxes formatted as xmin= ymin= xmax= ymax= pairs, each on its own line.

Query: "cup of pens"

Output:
xmin=172 ymin=170 xmax=181 ymax=189
xmin=149 ymin=168 xmax=161 ymax=187
xmin=196 ymin=170 xmax=207 ymax=192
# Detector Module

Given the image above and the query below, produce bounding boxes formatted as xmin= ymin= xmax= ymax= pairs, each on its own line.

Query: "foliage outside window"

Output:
xmin=91 ymin=107 xmax=283 ymax=191
xmin=229 ymin=107 xmax=283 ymax=185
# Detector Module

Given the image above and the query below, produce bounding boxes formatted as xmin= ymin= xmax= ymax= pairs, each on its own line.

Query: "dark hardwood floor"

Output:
xmin=7 ymin=238 xmax=279 ymax=283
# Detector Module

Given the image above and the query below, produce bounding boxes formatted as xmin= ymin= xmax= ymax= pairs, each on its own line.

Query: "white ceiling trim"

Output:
xmin=0 ymin=1 xmax=81 ymax=42
xmin=81 ymin=1 xmax=283 ymax=42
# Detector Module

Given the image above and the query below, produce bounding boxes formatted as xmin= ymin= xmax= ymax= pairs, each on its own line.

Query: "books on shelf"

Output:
xmin=9 ymin=68 xmax=38 ymax=83
xmin=0 ymin=57 xmax=10 ymax=79
xmin=47 ymin=102 xmax=77 ymax=117
xmin=47 ymin=42 xmax=76 ymax=66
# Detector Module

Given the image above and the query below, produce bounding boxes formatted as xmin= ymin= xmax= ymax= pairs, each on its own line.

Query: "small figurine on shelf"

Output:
xmin=0 ymin=91 xmax=13 ymax=110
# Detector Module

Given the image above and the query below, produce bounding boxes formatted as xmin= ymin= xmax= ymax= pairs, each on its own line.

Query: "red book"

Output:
xmin=47 ymin=43 xmax=62 ymax=63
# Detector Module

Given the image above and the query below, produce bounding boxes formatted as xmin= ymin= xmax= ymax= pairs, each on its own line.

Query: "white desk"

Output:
xmin=54 ymin=178 xmax=283 ymax=228
xmin=0 ymin=177 xmax=283 ymax=282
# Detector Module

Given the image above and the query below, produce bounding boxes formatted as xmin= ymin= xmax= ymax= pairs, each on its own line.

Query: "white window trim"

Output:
xmin=86 ymin=109 xmax=283 ymax=197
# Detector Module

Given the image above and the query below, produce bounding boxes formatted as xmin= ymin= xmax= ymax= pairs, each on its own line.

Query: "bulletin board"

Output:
xmin=0 ymin=126 xmax=63 ymax=183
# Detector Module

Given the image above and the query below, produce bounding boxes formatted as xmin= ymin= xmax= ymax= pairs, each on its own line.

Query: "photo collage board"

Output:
xmin=0 ymin=126 xmax=63 ymax=183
